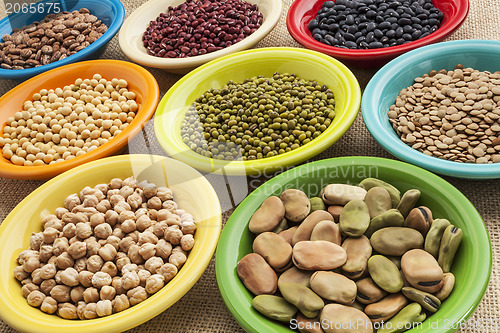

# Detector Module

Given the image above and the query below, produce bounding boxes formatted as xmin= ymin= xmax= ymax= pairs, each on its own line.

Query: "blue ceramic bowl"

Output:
xmin=0 ymin=0 xmax=125 ymax=81
xmin=362 ymin=40 xmax=500 ymax=179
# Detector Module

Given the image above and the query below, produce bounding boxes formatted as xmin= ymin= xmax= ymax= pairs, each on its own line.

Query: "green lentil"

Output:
xmin=180 ymin=73 xmax=335 ymax=161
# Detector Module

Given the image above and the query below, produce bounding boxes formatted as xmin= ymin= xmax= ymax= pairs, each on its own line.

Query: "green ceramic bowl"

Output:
xmin=215 ymin=156 xmax=491 ymax=333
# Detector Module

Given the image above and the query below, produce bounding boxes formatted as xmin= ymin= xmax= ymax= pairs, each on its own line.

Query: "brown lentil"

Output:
xmin=181 ymin=72 xmax=336 ymax=161
xmin=389 ymin=64 xmax=500 ymax=163
xmin=142 ymin=0 xmax=263 ymax=58
xmin=14 ymin=177 xmax=197 ymax=319
xmin=0 ymin=74 xmax=138 ymax=166
xmin=0 ymin=9 xmax=107 ymax=70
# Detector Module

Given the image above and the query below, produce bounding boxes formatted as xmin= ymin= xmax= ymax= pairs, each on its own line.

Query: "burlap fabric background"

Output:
xmin=1 ymin=0 xmax=499 ymax=332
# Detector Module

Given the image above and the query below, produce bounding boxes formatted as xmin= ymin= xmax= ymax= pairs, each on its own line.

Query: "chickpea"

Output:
xmin=99 ymin=243 xmax=117 ymax=261
xmin=122 ymin=176 xmax=137 ymax=188
xmin=58 ymin=302 xmax=78 ymax=319
xmin=94 ymin=223 xmax=113 ymax=239
xmin=152 ymin=221 xmax=167 ymax=238
xmin=42 ymin=227 xmax=59 ymax=244
xmin=128 ymin=231 xmax=140 ymax=243
xmin=14 ymin=265 xmax=30 ymax=281
xmin=158 ymin=263 xmax=178 ymax=282
xmin=54 ymin=207 xmax=69 ymax=219
xmin=112 ymin=227 xmax=125 ymax=239
xmin=75 ymin=222 xmax=92 ymax=239
xmin=64 ymin=194 xmax=81 ymax=211
xmin=126 ymin=192 xmax=143 ymax=210
xmin=166 ymin=214 xmax=182 ymax=227
xmin=41 ymin=214 xmax=58 ymax=228
xmin=180 ymin=234 xmax=195 ymax=251
xmin=141 ymin=183 xmax=158 ymax=199
xmin=23 ymin=256 xmax=40 ymax=273
xmin=119 ymin=185 xmax=134 ymax=200
xmin=29 ymin=232 xmax=44 ymax=251
xmin=156 ymin=209 xmax=170 ymax=222
xmin=74 ymin=257 xmax=88 ymax=272
xmin=100 ymin=286 xmax=116 ymax=300
xmin=106 ymin=235 xmax=121 ymax=250
xmin=128 ymin=244 xmax=143 ymax=265
xmin=44 ymin=218 xmax=64 ymax=231
xmin=60 ymin=267 xmax=79 ymax=286
xmin=144 ymin=257 xmax=164 ymax=274
xmin=83 ymin=287 xmax=100 ymax=303
xmin=121 ymin=263 xmax=138 ymax=274
xmin=109 ymin=178 xmax=123 ymax=189
xmin=85 ymin=238 xmax=101 ymax=257
xmin=112 ymin=294 xmax=130 ymax=313
xmin=137 ymin=269 xmax=151 ymax=288
xmin=114 ymin=201 xmax=131 ymax=214
xmin=118 ymin=236 xmax=135 ymax=253
xmin=40 ymin=296 xmax=58 ymax=314
xmin=181 ymin=221 xmax=197 ymax=235
xmin=17 ymin=249 xmax=39 ymax=265
xmin=96 ymin=200 xmax=111 ymax=213
xmin=112 ymin=276 xmax=126 ymax=295
xmin=145 ymin=274 xmax=165 ymax=294
xmin=147 ymin=197 xmax=162 ymax=210
xmin=39 ymin=263 xmax=57 ymax=280
xmin=52 ymin=237 xmax=69 ymax=255
xmin=165 ymin=226 xmax=183 ymax=245
xmin=39 ymin=245 xmax=54 ymax=263
xmin=109 ymin=194 xmax=125 ymax=207
xmin=127 ymin=286 xmax=147 ymax=306
xmin=138 ymin=231 xmax=158 ymax=246
xmin=83 ymin=194 xmax=99 ymax=208
xmin=101 ymin=261 xmax=118 ymax=277
xmin=62 ymin=212 xmax=88 ymax=224
xmin=148 ymin=209 xmax=158 ymax=221
xmin=22 ymin=283 xmax=39 ymax=298
xmin=122 ymin=270 xmax=140 ymax=290
xmin=83 ymin=302 xmax=98 ymax=319
xmin=90 ymin=212 xmax=105 ymax=227
xmin=78 ymin=271 xmax=94 ymax=288
xmin=68 ymin=241 xmax=86 ymax=259
xmin=169 ymin=252 xmax=187 ymax=269
xmin=50 ymin=285 xmax=71 ymax=303
xmin=121 ymin=219 xmax=136 ymax=234
xmin=40 ymin=279 xmax=57 ymax=295
xmin=107 ymin=189 xmax=120 ymax=199
xmin=94 ymin=183 xmax=109 ymax=195
xmin=139 ymin=243 xmax=156 ymax=261
xmin=162 ymin=200 xmax=178 ymax=212
xmin=70 ymin=286 xmax=85 ymax=303
xmin=76 ymin=301 xmax=86 ymax=320
xmin=156 ymin=187 xmax=173 ymax=201
xmin=62 ymin=223 xmax=76 ymax=239
xmin=96 ymin=299 xmax=112 ymax=317
xmin=92 ymin=271 xmax=112 ymax=289
xmin=104 ymin=210 xmax=119 ymax=225
xmin=54 ymin=253 xmax=73 ymax=270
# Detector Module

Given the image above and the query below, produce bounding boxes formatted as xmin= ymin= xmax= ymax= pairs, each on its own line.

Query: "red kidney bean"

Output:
xmin=142 ymin=0 xmax=263 ymax=58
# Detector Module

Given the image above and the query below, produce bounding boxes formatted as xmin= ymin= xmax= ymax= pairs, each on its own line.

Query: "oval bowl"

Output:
xmin=215 ymin=156 xmax=491 ymax=333
xmin=0 ymin=0 xmax=125 ymax=81
xmin=362 ymin=39 xmax=500 ymax=179
xmin=0 ymin=59 xmax=160 ymax=180
xmin=118 ymin=0 xmax=282 ymax=74
xmin=154 ymin=47 xmax=361 ymax=175
xmin=0 ymin=154 xmax=221 ymax=333
xmin=287 ymin=0 xmax=469 ymax=68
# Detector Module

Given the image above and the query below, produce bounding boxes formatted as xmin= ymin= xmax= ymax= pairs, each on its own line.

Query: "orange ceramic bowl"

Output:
xmin=0 ymin=60 xmax=159 ymax=180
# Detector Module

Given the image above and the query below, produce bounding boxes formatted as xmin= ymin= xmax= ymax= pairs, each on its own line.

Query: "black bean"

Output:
xmin=395 ymin=26 xmax=404 ymax=38
xmin=411 ymin=30 xmax=422 ymax=39
xmin=379 ymin=21 xmax=391 ymax=29
xmin=344 ymin=41 xmax=357 ymax=48
xmin=367 ymin=22 xmax=377 ymax=31
xmin=366 ymin=10 xmax=377 ymax=18
xmin=344 ymin=32 xmax=356 ymax=41
xmin=347 ymin=25 xmax=357 ymax=34
xmin=328 ymin=23 xmax=340 ymax=31
xmin=368 ymin=41 xmax=384 ymax=48
xmin=308 ymin=19 xmax=319 ymax=30
xmin=366 ymin=31 xmax=375 ymax=43
xmin=346 ymin=15 xmax=355 ymax=25
xmin=403 ymin=25 xmax=414 ymax=33
xmin=374 ymin=28 xmax=383 ymax=38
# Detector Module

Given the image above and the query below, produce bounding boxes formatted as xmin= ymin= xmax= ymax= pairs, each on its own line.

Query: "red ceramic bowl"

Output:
xmin=287 ymin=0 xmax=469 ymax=68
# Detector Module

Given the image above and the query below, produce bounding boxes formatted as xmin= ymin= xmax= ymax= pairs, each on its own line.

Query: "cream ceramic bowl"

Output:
xmin=118 ymin=0 xmax=282 ymax=74
xmin=0 ymin=154 xmax=221 ymax=333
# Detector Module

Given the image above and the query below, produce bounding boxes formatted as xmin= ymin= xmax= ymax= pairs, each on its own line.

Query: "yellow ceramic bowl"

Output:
xmin=0 ymin=154 xmax=221 ymax=333
xmin=154 ymin=47 xmax=361 ymax=175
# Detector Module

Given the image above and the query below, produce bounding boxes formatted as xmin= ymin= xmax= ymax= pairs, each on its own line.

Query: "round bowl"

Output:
xmin=287 ymin=0 xmax=469 ymax=68
xmin=215 ymin=156 xmax=491 ymax=333
xmin=154 ymin=47 xmax=361 ymax=175
xmin=118 ymin=0 xmax=282 ymax=74
xmin=0 ymin=59 xmax=160 ymax=180
xmin=0 ymin=154 xmax=221 ymax=333
xmin=0 ymin=0 xmax=125 ymax=81
xmin=362 ymin=39 xmax=500 ymax=179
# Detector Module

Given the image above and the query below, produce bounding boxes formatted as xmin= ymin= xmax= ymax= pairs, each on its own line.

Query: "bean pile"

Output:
xmin=14 ymin=177 xmax=197 ymax=319
xmin=0 ymin=74 xmax=138 ymax=166
xmin=142 ymin=0 xmax=263 ymax=58
xmin=389 ymin=65 xmax=500 ymax=163
xmin=181 ymin=72 xmax=336 ymax=160
xmin=238 ymin=178 xmax=462 ymax=332
xmin=0 ymin=9 xmax=107 ymax=70
xmin=308 ymin=0 xmax=443 ymax=49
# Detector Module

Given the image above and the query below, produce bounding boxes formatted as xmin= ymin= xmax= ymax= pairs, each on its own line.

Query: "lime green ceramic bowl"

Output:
xmin=154 ymin=47 xmax=361 ymax=175
xmin=0 ymin=154 xmax=221 ymax=333
xmin=215 ymin=156 xmax=491 ymax=333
